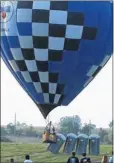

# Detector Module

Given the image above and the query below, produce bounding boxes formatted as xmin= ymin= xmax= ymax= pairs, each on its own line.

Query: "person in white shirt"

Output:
xmin=109 ymin=151 xmax=114 ymax=163
xmin=24 ymin=155 xmax=33 ymax=163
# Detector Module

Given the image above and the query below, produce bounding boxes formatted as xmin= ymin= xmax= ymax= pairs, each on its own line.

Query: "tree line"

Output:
xmin=1 ymin=115 xmax=113 ymax=144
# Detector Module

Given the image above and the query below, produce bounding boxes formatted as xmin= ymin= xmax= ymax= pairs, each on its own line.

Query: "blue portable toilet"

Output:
xmin=89 ymin=134 xmax=100 ymax=155
xmin=63 ymin=133 xmax=77 ymax=154
xmin=47 ymin=133 xmax=66 ymax=154
xmin=76 ymin=134 xmax=88 ymax=155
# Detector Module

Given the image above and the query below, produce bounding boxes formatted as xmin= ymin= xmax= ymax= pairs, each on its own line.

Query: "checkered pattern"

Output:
xmin=4 ymin=1 xmax=98 ymax=105
xmin=84 ymin=55 xmax=111 ymax=88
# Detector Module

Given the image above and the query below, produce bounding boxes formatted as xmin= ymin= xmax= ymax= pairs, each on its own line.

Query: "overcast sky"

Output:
xmin=1 ymin=58 xmax=112 ymax=128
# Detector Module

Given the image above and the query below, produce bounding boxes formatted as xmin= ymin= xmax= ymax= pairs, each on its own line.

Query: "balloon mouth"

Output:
xmin=37 ymin=104 xmax=59 ymax=119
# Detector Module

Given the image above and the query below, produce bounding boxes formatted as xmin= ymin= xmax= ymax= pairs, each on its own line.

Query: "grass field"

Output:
xmin=1 ymin=142 xmax=112 ymax=163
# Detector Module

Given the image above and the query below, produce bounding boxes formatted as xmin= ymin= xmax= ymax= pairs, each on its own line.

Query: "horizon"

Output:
xmin=1 ymin=123 xmax=111 ymax=129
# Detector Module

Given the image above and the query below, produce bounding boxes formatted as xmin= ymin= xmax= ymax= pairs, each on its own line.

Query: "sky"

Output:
xmin=1 ymin=58 xmax=112 ymax=128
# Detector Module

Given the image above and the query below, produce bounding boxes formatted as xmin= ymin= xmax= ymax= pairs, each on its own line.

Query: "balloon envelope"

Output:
xmin=1 ymin=1 xmax=113 ymax=118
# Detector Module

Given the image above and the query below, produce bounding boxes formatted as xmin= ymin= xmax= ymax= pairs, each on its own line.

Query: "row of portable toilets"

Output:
xmin=47 ymin=134 xmax=100 ymax=155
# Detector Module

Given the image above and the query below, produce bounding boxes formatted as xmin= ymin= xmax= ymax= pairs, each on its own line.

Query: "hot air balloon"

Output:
xmin=1 ymin=1 xmax=113 ymax=143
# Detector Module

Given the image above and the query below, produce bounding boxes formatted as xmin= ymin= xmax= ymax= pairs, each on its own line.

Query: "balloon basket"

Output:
xmin=43 ymin=132 xmax=57 ymax=144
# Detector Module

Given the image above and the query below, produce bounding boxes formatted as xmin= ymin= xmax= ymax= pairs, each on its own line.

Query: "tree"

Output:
xmin=25 ymin=125 xmax=37 ymax=137
xmin=103 ymin=135 xmax=109 ymax=144
xmin=98 ymin=128 xmax=108 ymax=142
xmin=81 ymin=123 xmax=96 ymax=135
xmin=109 ymin=120 xmax=113 ymax=128
xmin=108 ymin=130 xmax=112 ymax=144
xmin=1 ymin=127 xmax=8 ymax=136
xmin=16 ymin=128 xmax=23 ymax=136
xmin=59 ymin=115 xmax=81 ymax=135
xmin=7 ymin=123 xmax=15 ymax=135
xmin=103 ymin=130 xmax=112 ymax=145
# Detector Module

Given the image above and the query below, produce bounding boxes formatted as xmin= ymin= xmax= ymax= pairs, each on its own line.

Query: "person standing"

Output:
xmin=67 ymin=152 xmax=79 ymax=163
xmin=101 ymin=155 xmax=109 ymax=163
xmin=24 ymin=155 xmax=32 ymax=163
xmin=109 ymin=151 xmax=114 ymax=163
xmin=80 ymin=153 xmax=91 ymax=163
xmin=10 ymin=158 xmax=15 ymax=163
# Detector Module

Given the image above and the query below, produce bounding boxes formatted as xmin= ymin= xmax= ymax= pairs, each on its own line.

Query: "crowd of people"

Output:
xmin=67 ymin=152 xmax=113 ymax=163
xmin=67 ymin=152 xmax=91 ymax=163
xmin=10 ymin=151 xmax=113 ymax=163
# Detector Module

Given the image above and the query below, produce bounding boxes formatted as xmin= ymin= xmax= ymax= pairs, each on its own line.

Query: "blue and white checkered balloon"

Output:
xmin=1 ymin=1 xmax=113 ymax=118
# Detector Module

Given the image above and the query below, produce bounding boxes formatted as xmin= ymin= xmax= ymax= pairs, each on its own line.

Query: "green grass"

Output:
xmin=1 ymin=143 xmax=112 ymax=163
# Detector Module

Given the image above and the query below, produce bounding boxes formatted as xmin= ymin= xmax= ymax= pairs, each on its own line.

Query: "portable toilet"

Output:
xmin=76 ymin=134 xmax=88 ymax=155
xmin=63 ymin=133 xmax=77 ymax=154
xmin=89 ymin=134 xmax=100 ymax=155
xmin=47 ymin=133 xmax=66 ymax=154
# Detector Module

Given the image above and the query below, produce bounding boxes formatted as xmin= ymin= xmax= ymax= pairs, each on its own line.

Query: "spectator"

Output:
xmin=109 ymin=151 xmax=114 ymax=163
xmin=80 ymin=153 xmax=91 ymax=163
xmin=101 ymin=155 xmax=109 ymax=163
xmin=67 ymin=152 xmax=79 ymax=163
xmin=24 ymin=155 xmax=32 ymax=163
xmin=87 ymin=158 xmax=91 ymax=163
xmin=10 ymin=158 xmax=15 ymax=163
